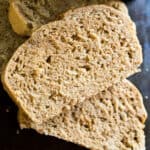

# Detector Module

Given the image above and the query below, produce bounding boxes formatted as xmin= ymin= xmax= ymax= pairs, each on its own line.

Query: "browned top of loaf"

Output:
xmin=2 ymin=5 xmax=142 ymax=123
xmin=19 ymin=80 xmax=147 ymax=150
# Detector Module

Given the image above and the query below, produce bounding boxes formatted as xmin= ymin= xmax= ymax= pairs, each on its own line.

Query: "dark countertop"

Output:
xmin=128 ymin=0 xmax=150 ymax=149
xmin=0 ymin=0 xmax=150 ymax=150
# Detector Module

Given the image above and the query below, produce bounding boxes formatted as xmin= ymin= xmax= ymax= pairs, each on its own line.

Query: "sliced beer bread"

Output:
xmin=9 ymin=0 xmax=128 ymax=36
xmin=2 ymin=5 xmax=142 ymax=123
xmin=18 ymin=80 xmax=147 ymax=150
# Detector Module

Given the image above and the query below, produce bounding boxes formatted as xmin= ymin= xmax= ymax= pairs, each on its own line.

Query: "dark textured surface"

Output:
xmin=128 ymin=0 xmax=150 ymax=150
xmin=0 ymin=0 xmax=150 ymax=150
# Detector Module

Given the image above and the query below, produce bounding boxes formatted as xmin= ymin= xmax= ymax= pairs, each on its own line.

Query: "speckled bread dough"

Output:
xmin=2 ymin=5 xmax=142 ymax=123
xmin=9 ymin=0 xmax=128 ymax=36
xmin=18 ymin=80 xmax=147 ymax=150
xmin=0 ymin=0 xmax=25 ymax=73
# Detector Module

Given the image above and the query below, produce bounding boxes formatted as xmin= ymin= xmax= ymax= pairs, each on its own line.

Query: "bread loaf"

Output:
xmin=2 ymin=5 xmax=142 ymax=123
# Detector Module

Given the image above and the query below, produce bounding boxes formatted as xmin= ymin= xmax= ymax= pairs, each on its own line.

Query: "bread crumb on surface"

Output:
xmin=145 ymin=68 xmax=149 ymax=72
xmin=16 ymin=129 xmax=20 ymax=134
xmin=5 ymin=108 xmax=9 ymax=113
xmin=144 ymin=96 xmax=149 ymax=100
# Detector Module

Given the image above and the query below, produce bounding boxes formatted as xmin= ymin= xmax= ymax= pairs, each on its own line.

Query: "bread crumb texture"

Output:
xmin=19 ymin=80 xmax=147 ymax=150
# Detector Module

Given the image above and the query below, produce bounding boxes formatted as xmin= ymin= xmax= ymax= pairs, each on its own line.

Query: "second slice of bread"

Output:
xmin=2 ymin=5 xmax=142 ymax=123
xmin=18 ymin=80 xmax=147 ymax=150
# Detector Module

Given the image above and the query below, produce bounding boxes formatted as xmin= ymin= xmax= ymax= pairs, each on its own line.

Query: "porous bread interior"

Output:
xmin=18 ymin=80 xmax=147 ymax=150
xmin=2 ymin=5 xmax=142 ymax=123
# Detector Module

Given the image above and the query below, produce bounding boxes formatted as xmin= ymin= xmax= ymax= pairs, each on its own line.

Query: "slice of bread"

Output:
xmin=0 ymin=0 xmax=128 ymax=73
xmin=9 ymin=0 xmax=128 ymax=36
xmin=2 ymin=5 xmax=142 ymax=123
xmin=18 ymin=80 xmax=147 ymax=150
xmin=0 ymin=0 xmax=25 ymax=73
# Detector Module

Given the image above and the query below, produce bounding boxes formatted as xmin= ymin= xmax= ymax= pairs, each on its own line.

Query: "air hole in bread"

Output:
xmin=72 ymin=34 xmax=79 ymax=41
xmin=80 ymin=65 xmax=91 ymax=71
xmin=71 ymin=48 xmax=76 ymax=52
xmin=27 ymin=22 xmax=33 ymax=29
xmin=130 ymin=98 xmax=134 ymax=101
xmin=75 ymin=56 xmax=80 ymax=60
xmin=45 ymin=105 xmax=49 ymax=109
xmin=101 ymin=64 xmax=105 ymax=68
xmin=101 ymin=39 xmax=105 ymax=44
xmin=85 ymin=49 xmax=90 ymax=53
xmin=76 ymin=74 xmax=79 ymax=78
xmin=46 ymin=56 xmax=51 ymax=63
xmin=128 ymin=52 xmax=133 ymax=59
xmin=60 ymin=36 xmax=66 ymax=43
xmin=15 ymin=57 xmax=19 ymax=63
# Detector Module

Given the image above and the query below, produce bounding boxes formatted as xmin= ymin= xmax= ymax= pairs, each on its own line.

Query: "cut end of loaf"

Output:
xmin=0 ymin=0 xmax=25 ymax=73
xmin=9 ymin=1 xmax=32 ymax=36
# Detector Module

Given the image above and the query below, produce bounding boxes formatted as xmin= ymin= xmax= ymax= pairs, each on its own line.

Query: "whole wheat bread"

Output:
xmin=2 ymin=5 xmax=142 ymax=123
xmin=18 ymin=80 xmax=147 ymax=150
xmin=9 ymin=0 xmax=128 ymax=36
xmin=0 ymin=0 xmax=25 ymax=73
